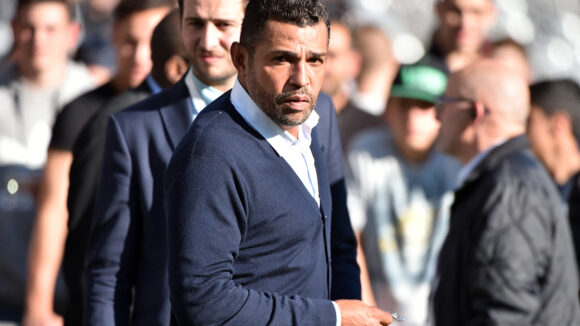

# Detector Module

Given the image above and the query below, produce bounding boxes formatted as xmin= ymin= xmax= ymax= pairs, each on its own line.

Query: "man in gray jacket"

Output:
xmin=433 ymin=59 xmax=580 ymax=325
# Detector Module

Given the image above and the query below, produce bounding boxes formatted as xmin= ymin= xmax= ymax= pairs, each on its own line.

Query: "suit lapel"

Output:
xmin=159 ymin=79 xmax=195 ymax=150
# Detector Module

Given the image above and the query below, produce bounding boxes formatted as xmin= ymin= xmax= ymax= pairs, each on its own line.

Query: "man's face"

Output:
xmin=435 ymin=80 xmax=475 ymax=160
xmin=181 ymin=0 xmax=244 ymax=89
xmin=241 ymin=20 xmax=328 ymax=135
xmin=113 ymin=7 xmax=170 ymax=89
xmin=386 ymin=97 xmax=440 ymax=159
xmin=437 ymin=0 xmax=495 ymax=54
xmin=321 ymin=23 xmax=356 ymax=97
xmin=12 ymin=2 xmax=77 ymax=74
xmin=527 ymin=106 xmax=554 ymax=170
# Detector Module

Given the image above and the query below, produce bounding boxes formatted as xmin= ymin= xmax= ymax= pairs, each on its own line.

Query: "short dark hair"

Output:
xmin=176 ymin=0 xmax=249 ymax=18
xmin=240 ymin=0 xmax=330 ymax=54
xmin=151 ymin=9 xmax=187 ymax=81
xmin=113 ymin=0 xmax=173 ymax=23
xmin=530 ymin=79 xmax=580 ymax=140
xmin=17 ymin=0 xmax=74 ymax=21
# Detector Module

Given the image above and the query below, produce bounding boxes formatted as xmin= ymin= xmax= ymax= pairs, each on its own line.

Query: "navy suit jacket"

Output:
xmin=166 ymin=90 xmax=338 ymax=325
xmin=85 ymin=80 xmax=192 ymax=325
xmin=86 ymin=77 xmax=359 ymax=325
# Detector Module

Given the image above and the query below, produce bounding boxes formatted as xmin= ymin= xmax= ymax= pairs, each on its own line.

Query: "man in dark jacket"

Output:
xmin=433 ymin=59 xmax=580 ymax=325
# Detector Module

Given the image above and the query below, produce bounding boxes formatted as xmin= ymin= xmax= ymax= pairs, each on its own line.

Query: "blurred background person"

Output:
xmin=430 ymin=0 xmax=496 ymax=72
xmin=83 ymin=7 xmax=195 ymax=325
xmin=527 ymin=78 xmax=580 ymax=270
xmin=322 ymin=18 xmax=385 ymax=152
xmin=434 ymin=59 xmax=580 ymax=325
xmin=0 ymin=0 xmax=95 ymax=323
xmin=350 ymin=24 xmax=398 ymax=116
xmin=491 ymin=37 xmax=532 ymax=83
xmin=23 ymin=0 xmax=172 ymax=324
xmin=73 ymin=0 xmax=121 ymax=86
xmin=345 ymin=57 xmax=460 ymax=326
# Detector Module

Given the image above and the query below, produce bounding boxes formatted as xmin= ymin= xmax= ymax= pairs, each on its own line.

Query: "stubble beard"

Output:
xmin=246 ymin=73 xmax=316 ymax=128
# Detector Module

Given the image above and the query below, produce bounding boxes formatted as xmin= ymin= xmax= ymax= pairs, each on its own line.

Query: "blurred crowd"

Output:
xmin=1 ymin=0 xmax=580 ymax=325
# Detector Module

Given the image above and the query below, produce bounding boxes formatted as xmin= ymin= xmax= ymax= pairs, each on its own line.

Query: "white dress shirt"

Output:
xmin=184 ymin=69 xmax=214 ymax=121
xmin=230 ymin=79 xmax=320 ymax=206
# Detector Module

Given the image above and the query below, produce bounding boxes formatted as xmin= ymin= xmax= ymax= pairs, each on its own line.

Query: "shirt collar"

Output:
xmin=230 ymin=78 xmax=319 ymax=155
xmin=145 ymin=75 xmax=163 ymax=94
xmin=185 ymin=68 xmax=217 ymax=120
xmin=456 ymin=138 xmax=507 ymax=189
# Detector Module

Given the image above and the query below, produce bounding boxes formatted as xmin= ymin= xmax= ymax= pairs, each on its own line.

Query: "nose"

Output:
xmin=290 ymin=60 xmax=308 ymax=88
xmin=200 ymin=23 xmax=219 ymax=50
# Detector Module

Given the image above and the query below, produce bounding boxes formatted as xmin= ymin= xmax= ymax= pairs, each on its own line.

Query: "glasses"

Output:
xmin=434 ymin=96 xmax=490 ymax=115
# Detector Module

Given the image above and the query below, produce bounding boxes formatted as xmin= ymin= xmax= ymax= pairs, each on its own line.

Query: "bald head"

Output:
xmin=451 ymin=59 xmax=530 ymax=126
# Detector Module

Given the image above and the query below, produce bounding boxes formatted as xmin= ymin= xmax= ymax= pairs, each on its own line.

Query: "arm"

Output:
xmin=84 ymin=116 xmax=138 ymax=325
xmin=24 ymin=149 xmax=72 ymax=326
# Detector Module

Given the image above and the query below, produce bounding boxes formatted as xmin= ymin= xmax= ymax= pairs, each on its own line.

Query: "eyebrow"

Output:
xmin=269 ymin=50 xmax=328 ymax=59
xmin=183 ymin=17 xmax=239 ymax=24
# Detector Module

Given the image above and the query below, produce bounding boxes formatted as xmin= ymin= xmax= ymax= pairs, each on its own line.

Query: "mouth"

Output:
xmin=198 ymin=52 xmax=222 ymax=63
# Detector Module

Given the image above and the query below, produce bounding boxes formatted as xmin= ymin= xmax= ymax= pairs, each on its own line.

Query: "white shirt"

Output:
xmin=230 ymin=79 xmax=341 ymax=325
xmin=230 ymin=79 xmax=320 ymax=206
xmin=184 ymin=69 xmax=211 ymax=121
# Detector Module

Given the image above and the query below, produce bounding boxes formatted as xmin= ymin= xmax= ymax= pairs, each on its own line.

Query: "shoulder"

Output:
xmin=174 ymin=93 xmax=257 ymax=160
xmin=115 ymin=80 xmax=188 ymax=119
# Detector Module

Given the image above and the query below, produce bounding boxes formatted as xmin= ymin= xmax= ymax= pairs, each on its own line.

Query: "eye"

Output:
xmin=186 ymin=19 xmax=205 ymax=28
xmin=215 ymin=22 xmax=231 ymax=29
xmin=308 ymin=57 xmax=325 ymax=65
xmin=273 ymin=56 xmax=288 ymax=63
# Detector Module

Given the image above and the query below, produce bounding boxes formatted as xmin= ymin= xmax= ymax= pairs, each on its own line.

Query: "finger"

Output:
xmin=369 ymin=307 xmax=393 ymax=325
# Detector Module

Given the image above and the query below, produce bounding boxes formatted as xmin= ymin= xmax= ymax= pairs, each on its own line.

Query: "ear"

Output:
xmin=550 ymin=111 xmax=573 ymax=138
xmin=164 ymin=55 xmax=190 ymax=85
xmin=472 ymin=101 xmax=486 ymax=122
xmin=67 ymin=21 xmax=81 ymax=52
xmin=230 ymin=42 xmax=247 ymax=81
xmin=349 ymin=50 xmax=362 ymax=80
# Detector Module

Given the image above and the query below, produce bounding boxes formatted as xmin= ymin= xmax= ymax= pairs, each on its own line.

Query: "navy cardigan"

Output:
xmin=165 ymin=91 xmax=338 ymax=325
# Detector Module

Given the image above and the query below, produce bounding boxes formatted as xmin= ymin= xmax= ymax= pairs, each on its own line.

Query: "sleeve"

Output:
xmin=165 ymin=131 xmax=337 ymax=326
xmin=467 ymin=183 xmax=545 ymax=325
xmin=84 ymin=115 xmax=138 ymax=325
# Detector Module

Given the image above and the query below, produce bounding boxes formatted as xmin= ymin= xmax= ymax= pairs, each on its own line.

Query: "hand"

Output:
xmin=22 ymin=309 xmax=64 ymax=326
xmin=336 ymin=299 xmax=393 ymax=326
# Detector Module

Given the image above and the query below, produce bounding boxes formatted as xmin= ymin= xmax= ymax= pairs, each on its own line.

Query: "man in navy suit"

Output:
xmin=86 ymin=0 xmax=362 ymax=325
xmin=165 ymin=0 xmax=393 ymax=324
xmin=83 ymin=0 xmax=248 ymax=323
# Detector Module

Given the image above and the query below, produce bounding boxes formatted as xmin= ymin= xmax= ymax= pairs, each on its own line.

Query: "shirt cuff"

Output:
xmin=332 ymin=301 xmax=341 ymax=326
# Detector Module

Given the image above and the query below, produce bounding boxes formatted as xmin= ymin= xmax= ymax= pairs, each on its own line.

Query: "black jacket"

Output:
xmin=434 ymin=135 xmax=580 ymax=325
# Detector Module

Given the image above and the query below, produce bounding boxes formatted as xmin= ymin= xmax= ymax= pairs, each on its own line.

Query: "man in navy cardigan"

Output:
xmin=165 ymin=0 xmax=393 ymax=325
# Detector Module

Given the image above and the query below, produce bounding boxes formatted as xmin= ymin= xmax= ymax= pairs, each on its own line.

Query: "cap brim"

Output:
xmin=390 ymin=85 xmax=437 ymax=104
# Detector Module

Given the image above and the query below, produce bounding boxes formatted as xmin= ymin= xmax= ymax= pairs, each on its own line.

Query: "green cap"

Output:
xmin=390 ymin=57 xmax=448 ymax=104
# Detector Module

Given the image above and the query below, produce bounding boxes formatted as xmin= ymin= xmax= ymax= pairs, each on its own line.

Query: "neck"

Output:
xmin=111 ymin=74 xmax=132 ymax=93
xmin=19 ymin=61 xmax=67 ymax=88
xmin=208 ymin=74 xmax=237 ymax=93
xmin=332 ymin=90 xmax=349 ymax=114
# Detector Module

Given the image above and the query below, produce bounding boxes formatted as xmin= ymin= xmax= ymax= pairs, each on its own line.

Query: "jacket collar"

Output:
xmin=461 ymin=134 xmax=530 ymax=187
xmin=159 ymin=78 xmax=195 ymax=150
